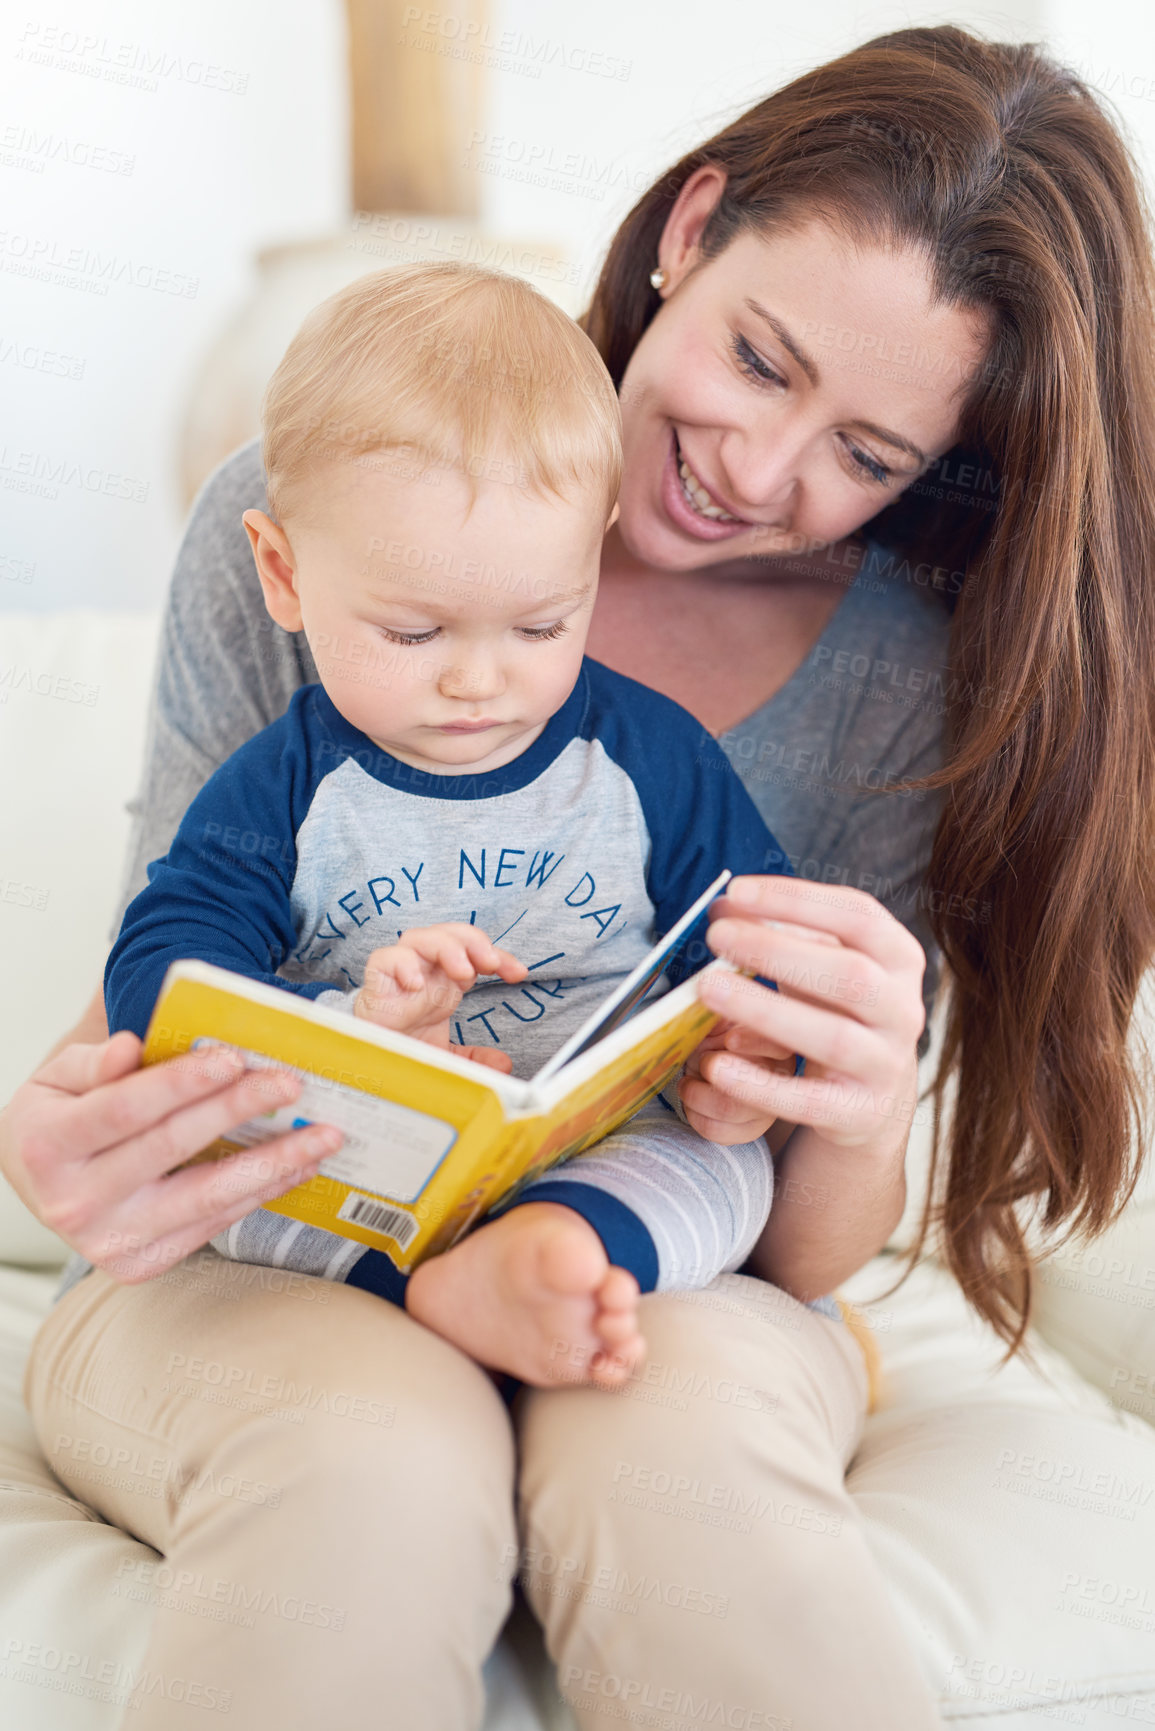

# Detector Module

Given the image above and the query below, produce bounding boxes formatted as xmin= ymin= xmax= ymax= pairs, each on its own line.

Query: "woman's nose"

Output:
xmin=719 ymin=419 xmax=808 ymax=519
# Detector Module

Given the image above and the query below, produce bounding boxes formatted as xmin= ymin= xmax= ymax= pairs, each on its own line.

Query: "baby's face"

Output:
xmin=247 ymin=451 xmax=609 ymax=775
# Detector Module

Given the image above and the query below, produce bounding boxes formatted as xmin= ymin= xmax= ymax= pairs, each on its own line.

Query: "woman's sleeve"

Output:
xmin=108 ymin=438 xmax=314 ymax=944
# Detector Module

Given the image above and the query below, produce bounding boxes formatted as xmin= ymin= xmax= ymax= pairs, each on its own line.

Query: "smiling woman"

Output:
xmin=613 ymin=218 xmax=989 ymax=557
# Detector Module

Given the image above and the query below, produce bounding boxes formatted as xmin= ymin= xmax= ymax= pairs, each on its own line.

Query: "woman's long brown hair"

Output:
xmin=580 ymin=26 xmax=1155 ymax=1360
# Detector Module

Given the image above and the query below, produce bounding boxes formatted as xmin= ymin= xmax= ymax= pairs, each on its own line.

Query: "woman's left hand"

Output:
xmin=680 ymin=874 xmax=927 ymax=1154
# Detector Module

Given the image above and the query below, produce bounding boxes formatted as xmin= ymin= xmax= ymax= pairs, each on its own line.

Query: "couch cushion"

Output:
xmin=0 ymin=610 xmax=163 ymax=1270
xmin=0 ymin=1265 xmax=160 ymax=1725
xmin=889 ymin=970 xmax=1155 ymax=1425
xmin=840 ymin=1253 xmax=1155 ymax=1728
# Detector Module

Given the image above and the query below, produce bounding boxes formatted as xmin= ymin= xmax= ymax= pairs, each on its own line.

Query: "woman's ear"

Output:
xmin=656 ymin=164 xmax=728 ymax=294
xmin=242 ymin=509 xmax=303 ymax=632
xmin=606 ymin=499 xmax=621 ymax=531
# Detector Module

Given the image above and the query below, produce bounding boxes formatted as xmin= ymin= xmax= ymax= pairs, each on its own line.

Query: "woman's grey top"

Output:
xmin=51 ymin=437 xmax=955 ymax=1307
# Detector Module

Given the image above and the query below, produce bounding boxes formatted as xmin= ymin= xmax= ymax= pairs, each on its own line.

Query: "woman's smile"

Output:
xmin=660 ymin=428 xmax=755 ymax=542
xmin=675 ymin=433 xmax=744 ymax=522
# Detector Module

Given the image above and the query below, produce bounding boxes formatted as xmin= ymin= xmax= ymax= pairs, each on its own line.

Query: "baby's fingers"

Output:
xmin=481 ymin=942 xmax=530 ymax=984
xmin=459 ymin=1046 xmax=515 ymax=1073
xmin=400 ymin=926 xmax=483 ymax=985
xmin=421 ymin=928 xmax=527 ymax=985
xmin=441 ymin=928 xmax=528 ymax=983
xmin=364 ymin=947 xmax=427 ymax=997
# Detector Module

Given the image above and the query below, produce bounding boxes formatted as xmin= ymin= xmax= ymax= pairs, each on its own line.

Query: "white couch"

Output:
xmin=2 ymin=608 xmax=1154 ymax=1729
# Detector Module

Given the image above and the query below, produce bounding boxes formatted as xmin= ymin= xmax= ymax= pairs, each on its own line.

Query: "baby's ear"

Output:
xmin=243 ymin=509 xmax=303 ymax=632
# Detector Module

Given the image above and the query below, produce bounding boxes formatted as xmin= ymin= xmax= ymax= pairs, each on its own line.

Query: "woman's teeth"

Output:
xmin=677 ymin=453 xmax=740 ymax=522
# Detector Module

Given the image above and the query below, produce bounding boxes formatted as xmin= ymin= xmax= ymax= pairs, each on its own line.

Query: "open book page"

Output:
xmin=532 ymin=868 xmax=730 ymax=1084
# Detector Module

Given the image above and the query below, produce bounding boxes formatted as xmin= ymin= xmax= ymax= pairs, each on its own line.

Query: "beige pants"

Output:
xmin=23 ymin=1248 xmax=943 ymax=1730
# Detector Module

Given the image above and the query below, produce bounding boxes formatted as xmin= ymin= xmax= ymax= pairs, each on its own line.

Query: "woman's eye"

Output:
xmin=378 ymin=627 xmax=439 ymax=645
xmin=844 ymin=441 xmax=892 ymax=486
xmin=730 ymin=333 xmax=787 ymax=389
xmin=518 ymin=621 xmax=568 ymax=641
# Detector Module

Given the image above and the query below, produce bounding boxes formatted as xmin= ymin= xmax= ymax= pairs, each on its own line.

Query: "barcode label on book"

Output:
xmin=336 ymin=1191 xmax=420 ymax=1250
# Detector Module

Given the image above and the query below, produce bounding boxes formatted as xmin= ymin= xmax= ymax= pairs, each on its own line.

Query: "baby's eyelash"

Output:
xmin=519 ymin=621 xmax=569 ymax=641
xmin=377 ymin=621 xmax=570 ymax=645
xmin=378 ymin=627 xmax=439 ymax=645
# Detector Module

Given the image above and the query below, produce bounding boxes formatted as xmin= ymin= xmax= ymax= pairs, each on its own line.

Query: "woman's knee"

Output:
xmin=182 ymin=1271 xmax=520 ymax=1540
xmin=516 ymin=1276 xmax=868 ymax=1541
xmin=29 ymin=1252 xmax=520 ymax=1569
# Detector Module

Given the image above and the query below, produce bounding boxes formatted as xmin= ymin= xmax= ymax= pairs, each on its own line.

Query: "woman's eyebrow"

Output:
xmin=849 ymin=418 xmax=928 ymax=467
xmin=743 ymin=298 xmax=928 ymax=466
xmin=744 ymin=298 xmax=822 ymax=384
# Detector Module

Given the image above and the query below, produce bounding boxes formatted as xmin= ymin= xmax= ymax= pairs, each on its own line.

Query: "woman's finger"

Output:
xmin=720 ymin=1027 xmax=797 ymax=1060
xmin=712 ymin=877 xmax=927 ymax=974
xmin=51 ymin=1064 xmax=317 ymax=1230
xmin=91 ymin=1124 xmax=341 ymax=1281
xmin=704 ymin=927 xmax=923 ymax=1047
xmin=706 ymin=917 xmax=890 ymax=1019
xmin=697 ymin=971 xmax=894 ymax=1083
xmin=697 ymin=1047 xmax=918 ymax=1147
xmin=40 ymin=1044 xmax=297 ymax=1167
xmin=34 ymin=1029 xmax=145 ymax=1095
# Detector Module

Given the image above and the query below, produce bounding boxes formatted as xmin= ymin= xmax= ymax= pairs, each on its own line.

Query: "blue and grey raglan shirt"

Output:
xmin=103 ymin=657 xmax=790 ymax=1303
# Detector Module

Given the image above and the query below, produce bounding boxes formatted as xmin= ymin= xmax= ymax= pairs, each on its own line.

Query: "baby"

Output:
xmin=104 ymin=263 xmax=792 ymax=1389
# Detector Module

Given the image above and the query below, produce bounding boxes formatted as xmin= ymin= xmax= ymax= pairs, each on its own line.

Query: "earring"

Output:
xmin=649 ymin=266 xmax=667 ymax=290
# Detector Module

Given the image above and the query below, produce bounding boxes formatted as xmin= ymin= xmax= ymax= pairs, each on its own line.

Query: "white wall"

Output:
xmin=0 ymin=0 xmax=347 ymax=614
xmin=15 ymin=0 xmax=1153 ymax=618
xmin=1040 ymin=0 xmax=1155 ymax=187
xmin=481 ymin=0 xmax=1044 ymax=289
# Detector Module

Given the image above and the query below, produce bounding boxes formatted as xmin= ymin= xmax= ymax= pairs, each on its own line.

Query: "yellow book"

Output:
xmin=143 ymin=871 xmax=739 ymax=1272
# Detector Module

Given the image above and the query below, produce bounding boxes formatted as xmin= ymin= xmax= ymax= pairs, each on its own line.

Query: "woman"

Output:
xmin=6 ymin=25 xmax=1155 ymax=1730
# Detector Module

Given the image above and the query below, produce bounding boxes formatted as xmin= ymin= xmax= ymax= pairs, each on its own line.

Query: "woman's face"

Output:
xmin=615 ymin=170 xmax=993 ymax=571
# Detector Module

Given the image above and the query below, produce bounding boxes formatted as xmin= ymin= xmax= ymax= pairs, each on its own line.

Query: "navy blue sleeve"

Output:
xmin=580 ymin=661 xmax=794 ymax=972
xmin=103 ymin=687 xmax=334 ymax=1038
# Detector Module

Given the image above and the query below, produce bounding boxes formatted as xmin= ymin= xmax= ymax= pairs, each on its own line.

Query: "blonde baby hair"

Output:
xmin=260 ymin=261 xmax=623 ymax=526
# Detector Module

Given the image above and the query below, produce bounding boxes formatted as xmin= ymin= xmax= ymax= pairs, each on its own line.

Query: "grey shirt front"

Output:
xmin=53 ymin=437 xmax=954 ymax=1306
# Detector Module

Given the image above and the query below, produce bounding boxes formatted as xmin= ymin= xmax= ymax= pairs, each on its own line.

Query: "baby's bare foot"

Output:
xmin=405 ymin=1203 xmax=645 ymax=1389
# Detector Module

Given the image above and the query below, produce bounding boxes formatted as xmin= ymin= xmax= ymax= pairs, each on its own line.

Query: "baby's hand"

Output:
xmin=354 ymin=925 xmax=528 ymax=1064
xmin=679 ymin=1020 xmax=797 ymax=1144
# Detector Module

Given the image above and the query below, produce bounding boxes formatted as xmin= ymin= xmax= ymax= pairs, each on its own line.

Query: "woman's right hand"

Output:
xmin=1 ymin=1029 xmax=343 ymax=1284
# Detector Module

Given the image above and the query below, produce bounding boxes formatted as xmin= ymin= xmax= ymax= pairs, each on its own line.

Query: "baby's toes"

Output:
xmin=596 ymin=1306 xmax=641 ymax=1347
xmin=589 ymin=1336 xmax=645 ymax=1389
xmin=597 ymin=1265 xmax=640 ymax=1314
xmin=591 ymin=1286 xmax=646 ymax=1389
